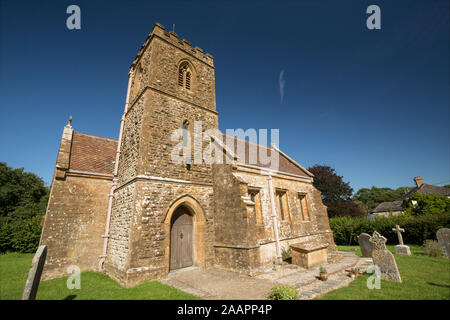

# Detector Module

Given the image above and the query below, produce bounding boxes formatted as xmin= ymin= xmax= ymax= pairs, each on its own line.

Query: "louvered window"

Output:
xmin=178 ymin=62 xmax=192 ymax=90
xmin=178 ymin=68 xmax=184 ymax=87
xmin=185 ymin=72 xmax=191 ymax=90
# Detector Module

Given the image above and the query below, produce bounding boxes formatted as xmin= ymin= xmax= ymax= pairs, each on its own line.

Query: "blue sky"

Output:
xmin=0 ymin=0 xmax=448 ymax=192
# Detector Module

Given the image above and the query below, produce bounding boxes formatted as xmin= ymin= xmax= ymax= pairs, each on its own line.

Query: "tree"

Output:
xmin=307 ymin=165 xmax=364 ymax=218
xmin=0 ymin=162 xmax=49 ymax=253
xmin=403 ymin=194 xmax=450 ymax=216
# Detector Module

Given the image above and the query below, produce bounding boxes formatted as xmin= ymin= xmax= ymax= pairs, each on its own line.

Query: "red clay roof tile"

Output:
xmin=69 ymin=131 xmax=117 ymax=175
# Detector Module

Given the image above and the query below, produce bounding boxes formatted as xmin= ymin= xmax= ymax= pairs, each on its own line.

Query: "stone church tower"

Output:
xmin=103 ymin=23 xmax=219 ymax=285
xmin=40 ymin=23 xmax=337 ymax=287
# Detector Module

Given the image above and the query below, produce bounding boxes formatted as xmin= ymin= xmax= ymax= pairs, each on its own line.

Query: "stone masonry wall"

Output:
xmin=137 ymin=89 xmax=218 ymax=183
xmin=105 ymin=183 xmax=136 ymax=273
xmin=106 ymin=178 xmax=215 ymax=287
xmin=118 ymin=98 xmax=145 ymax=185
xmin=233 ymin=168 xmax=337 ymax=265
xmin=40 ymin=174 xmax=111 ymax=280
xmin=212 ymin=164 xmax=262 ymax=275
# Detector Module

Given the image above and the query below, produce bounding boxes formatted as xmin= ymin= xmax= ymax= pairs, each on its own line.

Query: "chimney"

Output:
xmin=414 ymin=176 xmax=424 ymax=187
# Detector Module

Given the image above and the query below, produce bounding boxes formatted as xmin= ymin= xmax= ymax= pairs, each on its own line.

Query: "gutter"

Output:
xmin=98 ymin=68 xmax=134 ymax=271
xmin=266 ymin=174 xmax=282 ymax=263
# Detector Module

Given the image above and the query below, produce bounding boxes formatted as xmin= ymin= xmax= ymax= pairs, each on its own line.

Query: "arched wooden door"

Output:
xmin=170 ymin=207 xmax=193 ymax=270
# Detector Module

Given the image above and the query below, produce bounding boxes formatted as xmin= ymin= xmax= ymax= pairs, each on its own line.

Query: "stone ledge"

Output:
xmin=290 ymin=242 xmax=329 ymax=253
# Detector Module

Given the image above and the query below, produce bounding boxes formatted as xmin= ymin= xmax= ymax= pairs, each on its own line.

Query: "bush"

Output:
xmin=281 ymin=246 xmax=292 ymax=261
xmin=422 ymin=240 xmax=442 ymax=257
xmin=0 ymin=215 xmax=43 ymax=253
xmin=329 ymin=213 xmax=450 ymax=245
xmin=403 ymin=194 xmax=450 ymax=216
xmin=267 ymin=285 xmax=299 ymax=300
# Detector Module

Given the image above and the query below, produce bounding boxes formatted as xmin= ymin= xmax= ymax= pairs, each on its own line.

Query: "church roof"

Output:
xmin=220 ymin=134 xmax=312 ymax=178
xmin=67 ymin=131 xmax=311 ymax=178
xmin=69 ymin=131 xmax=117 ymax=175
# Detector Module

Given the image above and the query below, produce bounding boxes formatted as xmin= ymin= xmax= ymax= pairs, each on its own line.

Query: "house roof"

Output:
xmin=372 ymin=200 xmax=403 ymax=213
xmin=397 ymin=184 xmax=450 ymax=200
xmin=372 ymin=183 xmax=450 ymax=213
xmin=69 ymin=131 xmax=117 ymax=175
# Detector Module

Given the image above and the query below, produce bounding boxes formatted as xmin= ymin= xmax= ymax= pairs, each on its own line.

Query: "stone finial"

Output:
xmin=67 ymin=116 xmax=72 ymax=127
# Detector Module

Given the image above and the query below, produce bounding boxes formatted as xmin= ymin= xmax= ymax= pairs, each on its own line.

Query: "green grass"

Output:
xmin=0 ymin=252 xmax=198 ymax=300
xmin=319 ymin=245 xmax=450 ymax=300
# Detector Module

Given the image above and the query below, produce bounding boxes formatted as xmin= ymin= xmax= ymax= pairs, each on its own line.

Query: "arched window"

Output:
xmin=178 ymin=62 xmax=192 ymax=90
xmin=182 ymin=120 xmax=191 ymax=166
xmin=182 ymin=120 xmax=189 ymax=148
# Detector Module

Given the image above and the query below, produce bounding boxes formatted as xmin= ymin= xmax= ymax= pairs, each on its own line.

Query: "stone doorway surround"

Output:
xmin=163 ymin=195 xmax=208 ymax=275
xmin=162 ymin=251 xmax=374 ymax=300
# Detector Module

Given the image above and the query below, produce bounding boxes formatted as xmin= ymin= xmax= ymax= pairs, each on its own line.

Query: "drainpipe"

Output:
xmin=98 ymin=69 xmax=134 ymax=271
xmin=267 ymin=174 xmax=282 ymax=264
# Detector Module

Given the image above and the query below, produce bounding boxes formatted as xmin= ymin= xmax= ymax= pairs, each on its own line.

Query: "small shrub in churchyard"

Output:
xmin=267 ymin=285 xmax=299 ymax=300
xmin=422 ymin=240 xmax=442 ymax=257
xmin=281 ymin=246 xmax=292 ymax=261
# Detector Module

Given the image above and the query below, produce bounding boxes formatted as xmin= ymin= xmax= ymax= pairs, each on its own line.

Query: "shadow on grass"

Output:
xmin=63 ymin=295 xmax=77 ymax=300
xmin=427 ymin=282 xmax=450 ymax=288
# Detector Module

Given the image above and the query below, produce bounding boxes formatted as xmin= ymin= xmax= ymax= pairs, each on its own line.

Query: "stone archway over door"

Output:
xmin=170 ymin=207 xmax=193 ymax=270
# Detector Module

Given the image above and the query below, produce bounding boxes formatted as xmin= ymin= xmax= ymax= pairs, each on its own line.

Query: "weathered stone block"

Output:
xmin=395 ymin=244 xmax=411 ymax=255
xmin=290 ymin=242 xmax=329 ymax=269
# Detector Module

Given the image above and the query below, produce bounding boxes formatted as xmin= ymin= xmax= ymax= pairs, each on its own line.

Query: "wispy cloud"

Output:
xmin=279 ymin=70 xmax=285 ymax=104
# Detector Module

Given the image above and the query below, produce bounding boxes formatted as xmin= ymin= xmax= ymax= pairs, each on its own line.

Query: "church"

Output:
xmin=39 ymin=23 xmax=337 ymax=287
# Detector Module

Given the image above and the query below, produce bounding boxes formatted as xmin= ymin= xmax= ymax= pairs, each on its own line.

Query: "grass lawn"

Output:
xmin=0 ymin=252 xmax=198 ymax=300
xmin=319 ymin=245 xmax=450 ymax=300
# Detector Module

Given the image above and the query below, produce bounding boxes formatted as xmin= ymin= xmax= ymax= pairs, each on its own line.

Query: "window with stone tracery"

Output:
xmin=178 ymin=62 xmax=192 ymax=90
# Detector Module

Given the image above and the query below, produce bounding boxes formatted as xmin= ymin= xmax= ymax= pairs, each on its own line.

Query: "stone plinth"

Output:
xmin=395 ymin=244 xmax=411 ymax=255
xmin=290 ymin=242 xmax=329 ymax=269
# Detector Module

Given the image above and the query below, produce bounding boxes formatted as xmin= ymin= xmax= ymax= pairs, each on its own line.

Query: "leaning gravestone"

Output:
xmin=357 ymin=233 xmax=374 ymax=257
xmin=22 ymin=245 xmax=47 ymax=300
xmin=369 ymin=231 xmax=402 ymax=283
xmin=436 ymin=228 xmax=450 ymax=259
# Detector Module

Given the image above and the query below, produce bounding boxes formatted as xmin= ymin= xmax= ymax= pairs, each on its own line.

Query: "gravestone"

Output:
xmin=436 ymin=228 xmax=450 ymax=259
xmin=392 ymin=225 xmax=411 ymax=255
xmin=369 ymin=231 xmax=402 ymax=283
xmin=22 ymin=245 xmax=47 ymax=300
xmin=357 ymin=233 xmax=373 ymax=257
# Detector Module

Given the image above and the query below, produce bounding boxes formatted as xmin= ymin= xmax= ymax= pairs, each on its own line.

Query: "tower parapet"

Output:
xmin=130 ymin=22 xmax=214 ymax=70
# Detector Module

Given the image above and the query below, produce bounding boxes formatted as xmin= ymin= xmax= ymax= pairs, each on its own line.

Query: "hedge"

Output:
xmin=329 ymin=213 xmax=450 ymax=246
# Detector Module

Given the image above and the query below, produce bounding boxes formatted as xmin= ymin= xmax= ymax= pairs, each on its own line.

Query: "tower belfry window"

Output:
xmin=178 ymin=62 xmax=192 ymax=90
xmin=185 ymin=72 xmax=191 ymax=90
